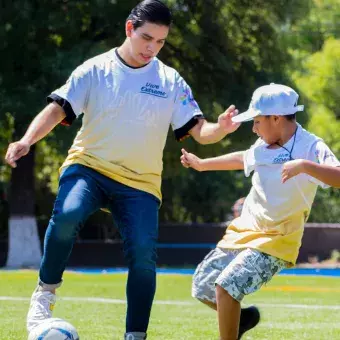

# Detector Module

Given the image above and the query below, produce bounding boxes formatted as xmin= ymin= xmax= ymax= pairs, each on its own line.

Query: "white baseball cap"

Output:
xmin=232 ymin=83 xmax=304 ymax=123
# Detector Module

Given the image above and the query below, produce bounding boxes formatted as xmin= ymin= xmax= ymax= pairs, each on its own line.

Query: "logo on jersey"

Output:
xmin=273 ymin=153 xmax=290 ymax=164
xmin=180 ymin=87 xmax=199 ymax=108
xmin=140 ymin=82 xmax=168 ymax=98
xmin=315 ymin=149 xmax=336 ymax=164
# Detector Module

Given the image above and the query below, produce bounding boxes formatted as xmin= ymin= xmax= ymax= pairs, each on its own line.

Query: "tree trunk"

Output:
xmin=6 ymin=145 xmax=41 ymax=268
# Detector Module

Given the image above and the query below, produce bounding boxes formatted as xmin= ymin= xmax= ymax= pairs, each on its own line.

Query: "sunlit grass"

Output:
xmin=0 ymin=270 xmax=339 ymax=339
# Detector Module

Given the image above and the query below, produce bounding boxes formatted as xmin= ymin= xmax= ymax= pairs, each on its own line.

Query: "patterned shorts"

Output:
xmin=192 ymin=247 xmax=287 ymax=302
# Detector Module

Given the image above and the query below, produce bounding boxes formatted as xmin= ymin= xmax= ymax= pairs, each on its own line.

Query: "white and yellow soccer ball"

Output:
xmin=28 ymin=318 xmax=79 ymax=340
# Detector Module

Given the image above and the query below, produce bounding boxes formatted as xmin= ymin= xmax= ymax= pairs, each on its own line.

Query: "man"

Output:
xmin=181 ymin=83 xmax=340 ymax=339
xmin=5 ymin=1 xmax=241 ymax=339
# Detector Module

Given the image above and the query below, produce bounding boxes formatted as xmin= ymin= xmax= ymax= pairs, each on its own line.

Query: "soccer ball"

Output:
xmin=28 ymin=318 xmax=79 ymax=340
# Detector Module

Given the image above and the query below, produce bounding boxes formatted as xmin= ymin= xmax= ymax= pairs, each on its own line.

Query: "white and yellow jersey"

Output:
xmin=48 ymin=48 xmax=203 ymax=200
xmin=218 ymin=124 xmax=340 ymax=265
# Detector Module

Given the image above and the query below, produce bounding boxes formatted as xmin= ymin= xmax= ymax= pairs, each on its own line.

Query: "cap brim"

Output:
xmin=231 ymin=109 xmax=260 ymax=123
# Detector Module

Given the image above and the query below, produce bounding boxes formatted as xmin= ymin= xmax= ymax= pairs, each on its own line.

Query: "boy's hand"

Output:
xmin=181 ymin=148 xmax=203 ymax=171
xmin=282 ymin=159 xmax=305 ymax=183
xmin=218 ymin=105 xmax=241 ymax=134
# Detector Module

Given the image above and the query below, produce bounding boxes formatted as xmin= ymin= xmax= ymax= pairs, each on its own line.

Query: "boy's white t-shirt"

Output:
xmin=218 ymin=124 xmax=340 ymax=264
xmin=49 ymin=49 xmax=203 ymax=200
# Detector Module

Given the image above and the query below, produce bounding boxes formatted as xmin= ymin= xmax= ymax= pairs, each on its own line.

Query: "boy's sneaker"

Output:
xmin=26 ymin=287 xmax=56 ymax=333
xmin=238 ymin=306 xmax=260 ymax=339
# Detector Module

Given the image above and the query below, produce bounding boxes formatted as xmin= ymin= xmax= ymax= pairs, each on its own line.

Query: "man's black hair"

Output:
xmin=127 ymin=0 xmax=172 ymax=29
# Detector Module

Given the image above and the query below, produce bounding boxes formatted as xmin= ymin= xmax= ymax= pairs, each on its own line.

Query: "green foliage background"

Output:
xmin=0 ymin=0 xmax=339 ymax=237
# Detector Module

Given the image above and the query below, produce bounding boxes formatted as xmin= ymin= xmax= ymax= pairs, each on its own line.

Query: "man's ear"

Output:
xmin=126 ymin=20 xmax=134 ymax=37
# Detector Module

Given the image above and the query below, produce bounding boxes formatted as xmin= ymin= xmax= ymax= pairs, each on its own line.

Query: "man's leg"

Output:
xmin=27 ymin=165 xmax=107 ymax=332
xmin=108 ymin=185 xmax=159 ymax=340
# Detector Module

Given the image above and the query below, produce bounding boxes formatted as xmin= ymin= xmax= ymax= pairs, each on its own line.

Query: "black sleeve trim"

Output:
xmin=174 ymin=115 xmax=205 ymax=141
xmin=47 ymin=94 xmax=76 ymax=126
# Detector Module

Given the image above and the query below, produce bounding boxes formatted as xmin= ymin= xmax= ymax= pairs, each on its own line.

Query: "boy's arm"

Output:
xmin=282 ymin=160 xmax=340 ymax=188
xmin=181 ymin=149 xmax=245 ymax=172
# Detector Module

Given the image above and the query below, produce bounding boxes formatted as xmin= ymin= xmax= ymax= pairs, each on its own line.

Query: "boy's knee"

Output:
xmin=216 ymin=284 xmax=238 ymax=303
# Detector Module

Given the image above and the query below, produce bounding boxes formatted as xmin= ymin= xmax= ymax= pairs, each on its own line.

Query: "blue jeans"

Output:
xmin=39 ymin=164 xmax=160 ymax=333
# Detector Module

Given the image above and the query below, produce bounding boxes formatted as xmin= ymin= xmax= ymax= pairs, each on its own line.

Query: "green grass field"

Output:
xmin=0 ymin=270 xmax=339 ymax=339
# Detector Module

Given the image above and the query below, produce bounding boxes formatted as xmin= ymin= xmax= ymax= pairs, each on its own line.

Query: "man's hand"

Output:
xmin=180 ymin=148 xmax=203 ymax=171
xmin=282 ymin=159 xmax=305 ymax=183
xmin=217 ymin=105 xmax=241 ymax=134
xmin=5 ymin=140 xmax=31 ymax=168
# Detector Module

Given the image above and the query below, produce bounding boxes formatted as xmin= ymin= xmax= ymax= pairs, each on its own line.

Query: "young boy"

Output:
xmin=180 ymin=83 xmax=340 ymax=340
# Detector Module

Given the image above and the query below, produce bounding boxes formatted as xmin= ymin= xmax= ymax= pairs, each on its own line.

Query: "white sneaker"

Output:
xmin=26 ymin=287 xmax=56 ymax=333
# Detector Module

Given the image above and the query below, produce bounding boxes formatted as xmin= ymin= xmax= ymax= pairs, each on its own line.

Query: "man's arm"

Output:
xmin=188 ymin=105 xmax=240 ymax=144
xmin=181 ymin=149 xmax=245 ymax=172
xmin=282 ymin=160 xmax=340 ymax=188
xmin=5 ymin=102 xmax=66 ymax=168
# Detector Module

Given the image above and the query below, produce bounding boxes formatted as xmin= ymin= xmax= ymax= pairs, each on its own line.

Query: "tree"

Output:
xmin=291 ymin=38 xmax=340 ymax=222
xmin=0 ymin=0 xmax=312 ymax=266
xmin=281 ymin=0 xmax=340 ymax=222
xmin=281 ymin=0 xmax=340 ymax=57
xmin=160 ymin=0 xmax=310 ymax=222
xmin=0 ymin=0 xmax=136 ymax=267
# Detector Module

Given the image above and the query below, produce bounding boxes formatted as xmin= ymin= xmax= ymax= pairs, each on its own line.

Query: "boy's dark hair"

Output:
xmin=285 ymin=114 xmax=296 ymax=121
xmin=127 ymin=0 xmax=172 ymax=29
xmin=265 ymin=114 xmax=296 ymax=121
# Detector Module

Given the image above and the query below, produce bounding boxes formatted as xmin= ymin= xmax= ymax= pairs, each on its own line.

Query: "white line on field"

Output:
xmin=0 ymin=296 xmax=339 ymax=310
xmin=258 ymin=303 xmax=340 ymax=310
xmin=0 ymin=296 xmax=192 ymax=305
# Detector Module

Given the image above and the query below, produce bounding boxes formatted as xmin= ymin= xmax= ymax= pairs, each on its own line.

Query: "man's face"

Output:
xmin=126 ymin=21 xmax=169 ymax=66
xmin=252 ymin=116 xmax=281 ymax=145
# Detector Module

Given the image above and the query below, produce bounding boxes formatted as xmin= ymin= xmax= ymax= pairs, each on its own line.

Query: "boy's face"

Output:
xmin=252 ymin=116 xmax=281 ymax=145
xmin=126 ymin=21 xmax=169 ymax=67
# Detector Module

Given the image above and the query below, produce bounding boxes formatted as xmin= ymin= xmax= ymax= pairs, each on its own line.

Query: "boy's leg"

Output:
xmin=27 ymin=164 xmax=107 ymax=332
xmin=199 ymin=298 xmax=259 ymax=340
xmin=192 ymin=248 xmax=260 ymax=339
xmin=215 ymin=248 xmax=286 ymax=339
xmin=216 ymin=284 xmax=240 ymax=340
xmin=108 ymin=185 xmax=160 ymax=340
xmin=192 ymin=248 xmax=240 ymax=339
